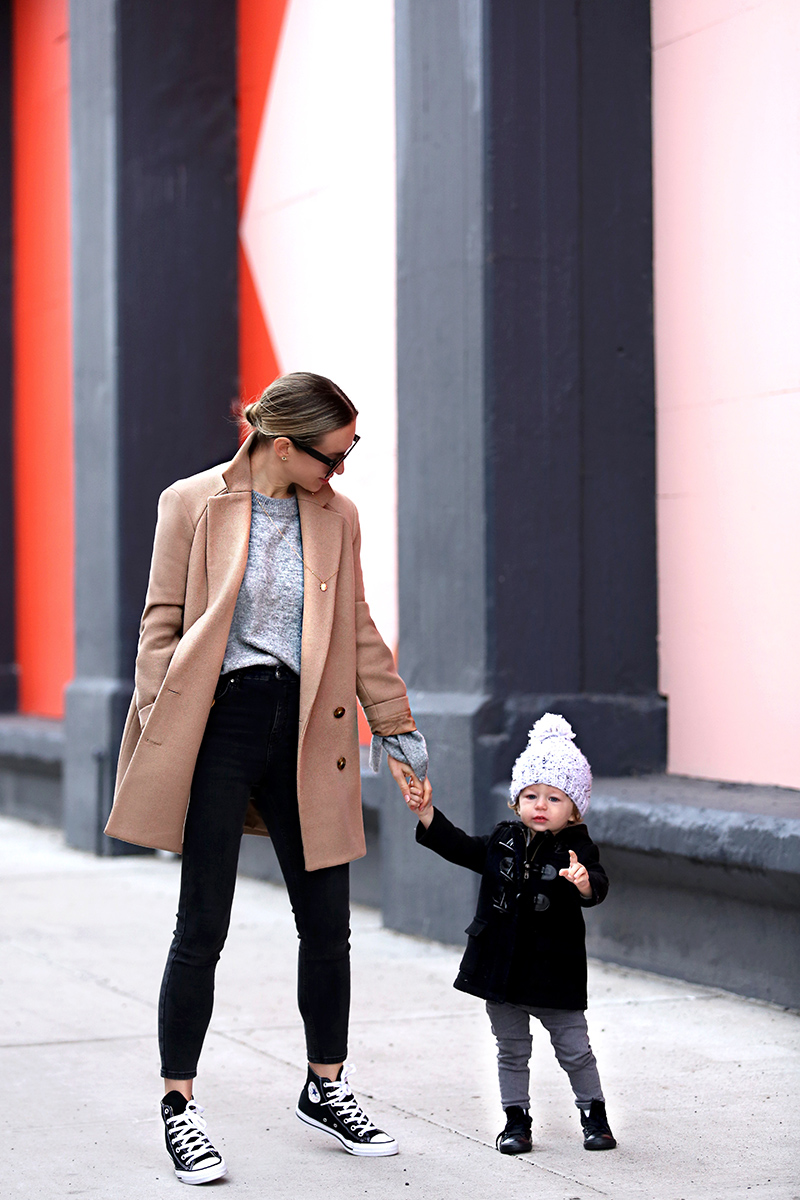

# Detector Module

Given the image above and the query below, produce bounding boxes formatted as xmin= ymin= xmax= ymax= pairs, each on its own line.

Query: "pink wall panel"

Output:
xmin=653 ymin=0 xmax=800 ymax=787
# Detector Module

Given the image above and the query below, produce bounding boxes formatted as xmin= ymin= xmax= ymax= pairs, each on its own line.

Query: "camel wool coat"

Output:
xmin=105 ymin=432 xmax=415 ymax=870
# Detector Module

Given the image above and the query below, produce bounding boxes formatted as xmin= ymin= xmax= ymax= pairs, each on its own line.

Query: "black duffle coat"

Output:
xmin=416 ymin=809 xmax=609 ymax=1010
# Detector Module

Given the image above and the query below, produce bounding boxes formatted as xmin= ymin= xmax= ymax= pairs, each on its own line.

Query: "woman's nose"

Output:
xmin=334 ymin=461 xmax=345 ymax=475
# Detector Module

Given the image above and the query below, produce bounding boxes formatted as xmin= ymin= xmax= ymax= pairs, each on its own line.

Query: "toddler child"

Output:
xmin=408 ymin=713 xmax=615 ymax=1154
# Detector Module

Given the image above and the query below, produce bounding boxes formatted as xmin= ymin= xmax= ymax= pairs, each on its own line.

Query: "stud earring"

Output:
xmin=281 ymin=455 xmax=288 ymax=461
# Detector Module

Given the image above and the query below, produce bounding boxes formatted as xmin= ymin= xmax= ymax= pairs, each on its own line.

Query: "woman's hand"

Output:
xmin=559 ymin=849 xmax=592 ymax=898
xmin=387 ymin=755 xmax=433 ymax=814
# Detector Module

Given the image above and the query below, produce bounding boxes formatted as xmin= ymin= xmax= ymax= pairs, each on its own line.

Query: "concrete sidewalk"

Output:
xmin=1 ymin=815 xmax=797 ymax=1200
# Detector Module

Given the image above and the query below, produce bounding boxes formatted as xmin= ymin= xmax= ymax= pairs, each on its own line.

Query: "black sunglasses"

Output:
xmin=288 ymin=433 xmax=360 ymax=478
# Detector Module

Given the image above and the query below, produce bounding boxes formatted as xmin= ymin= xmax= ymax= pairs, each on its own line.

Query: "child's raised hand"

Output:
xmin=559 ymin=850 xmax=592 ymax=898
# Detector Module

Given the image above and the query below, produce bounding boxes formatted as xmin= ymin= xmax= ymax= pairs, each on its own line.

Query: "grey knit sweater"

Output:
xmin=221 ymin=492 xmax=304 ymax=675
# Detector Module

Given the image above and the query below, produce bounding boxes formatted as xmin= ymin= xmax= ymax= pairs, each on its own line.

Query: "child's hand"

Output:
xmin=559 ymin=850 xmax=592 ymax=898
xmin=388 ymin=756 xmax=434 ymax=826
xmin=402 ymin=779 xmax=434 ymax=828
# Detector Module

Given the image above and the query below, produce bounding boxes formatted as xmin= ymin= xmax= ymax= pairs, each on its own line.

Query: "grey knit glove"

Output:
xmin=369 ymin=730 xmax=428 ymax=781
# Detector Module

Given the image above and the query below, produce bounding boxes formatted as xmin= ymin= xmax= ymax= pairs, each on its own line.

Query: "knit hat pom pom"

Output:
xmin=529 ymin=712 xmax=575 ymax=745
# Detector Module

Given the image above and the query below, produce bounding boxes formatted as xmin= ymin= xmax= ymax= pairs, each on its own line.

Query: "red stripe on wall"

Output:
xmin=12 ymin=0 xmax=73 ymax=717
xmin=237 ymin=0 xmax=289 ymax=407
xmin=239 ymin=244 xmax=279 ymax=406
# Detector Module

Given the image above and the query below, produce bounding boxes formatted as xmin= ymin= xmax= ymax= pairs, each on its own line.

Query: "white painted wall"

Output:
xmin=240 ymin=0 xmax=398 ymax=650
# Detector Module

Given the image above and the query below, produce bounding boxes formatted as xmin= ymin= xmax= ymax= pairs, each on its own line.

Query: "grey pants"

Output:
xmin=486 ymin=1000 xmax=604 ymax=1110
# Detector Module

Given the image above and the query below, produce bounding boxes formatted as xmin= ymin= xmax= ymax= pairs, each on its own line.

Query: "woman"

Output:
xmin=106 ymin=373 xmax=431 ymax=1183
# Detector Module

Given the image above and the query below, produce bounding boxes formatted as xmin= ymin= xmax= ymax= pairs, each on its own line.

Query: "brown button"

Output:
xmin=333 ymin=707 xmax=345 ymax=718
xmin=337 ymin=757 xmax=346 ymax=770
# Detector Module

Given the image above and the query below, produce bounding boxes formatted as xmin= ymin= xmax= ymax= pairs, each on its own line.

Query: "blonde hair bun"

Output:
xmin=242 ymin=372 xmax=358 ymax=445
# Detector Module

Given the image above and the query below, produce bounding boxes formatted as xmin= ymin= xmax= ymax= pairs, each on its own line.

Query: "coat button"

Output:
xmin=337 ymin=757 xmax=346 ymax=770
xmin=334 ymin=707 xmax=345 ymax=718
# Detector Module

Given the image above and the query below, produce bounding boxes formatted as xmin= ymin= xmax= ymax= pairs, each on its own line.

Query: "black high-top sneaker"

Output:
xmin=579 ymin=1099 xmax=617 ymax=1150
xmin=296 ymin=1065 xmax=398 ymax=1156
xmin=495 ymin=1105 xmax=533 ymax=1155
xmin=160 ymin=1091 xmax=228 ymax=1184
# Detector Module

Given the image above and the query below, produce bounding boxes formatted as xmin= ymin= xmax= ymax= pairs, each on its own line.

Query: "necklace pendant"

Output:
xmin=320 ymin=582 xmax=327 ymax=592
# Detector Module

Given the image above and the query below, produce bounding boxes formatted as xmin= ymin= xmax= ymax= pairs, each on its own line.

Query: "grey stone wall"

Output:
xmin=391 ymin=0 xmax=663 ymax=944
xmin=64 ymin=0 xmax=239 ymax=855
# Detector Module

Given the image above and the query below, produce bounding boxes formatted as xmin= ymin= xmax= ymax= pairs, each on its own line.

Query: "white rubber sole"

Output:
xmin=295 ymin=1107 xmax=398 ymax=1156
xmin=174 ymin=1158 xmax=228 ymax=1185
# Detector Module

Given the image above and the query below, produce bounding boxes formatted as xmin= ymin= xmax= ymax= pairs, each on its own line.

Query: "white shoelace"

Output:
xmin=322 ymin=1065 xmax=379 ymax=1135
xmin=166 ymin=1100 xmax=220 ymax=1168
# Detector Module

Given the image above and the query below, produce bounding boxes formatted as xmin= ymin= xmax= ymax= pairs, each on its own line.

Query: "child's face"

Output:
xmin=516 ymin=783 xmax=576 ymax=834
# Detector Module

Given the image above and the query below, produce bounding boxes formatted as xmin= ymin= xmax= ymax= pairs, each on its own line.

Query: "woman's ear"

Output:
xmin=273 ymin=436 xmax=291 ymax=460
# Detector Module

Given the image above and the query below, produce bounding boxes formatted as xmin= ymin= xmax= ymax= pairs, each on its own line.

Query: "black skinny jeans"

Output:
xmin=158 ymin=666 xmax=351 ymax=1079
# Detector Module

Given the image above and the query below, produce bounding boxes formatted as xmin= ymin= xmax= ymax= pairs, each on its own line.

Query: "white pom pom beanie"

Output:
xmin=509 ymin=713 xmax=592 ymax=817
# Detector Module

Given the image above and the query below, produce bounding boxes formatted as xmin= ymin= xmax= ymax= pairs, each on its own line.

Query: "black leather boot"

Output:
xmin=580 ymin=1099 xmax=617 ymax=1150
xmin=496 ymin=1105 xmax=533 ymax=1155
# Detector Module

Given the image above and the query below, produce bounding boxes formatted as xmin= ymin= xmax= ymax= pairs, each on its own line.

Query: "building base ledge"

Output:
xmin=0 ymin=714 xmax=66 ymax=764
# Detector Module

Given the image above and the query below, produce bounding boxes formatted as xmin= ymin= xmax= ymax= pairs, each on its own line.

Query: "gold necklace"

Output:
xmin=252 ymin=491 xmax=339 ymax=592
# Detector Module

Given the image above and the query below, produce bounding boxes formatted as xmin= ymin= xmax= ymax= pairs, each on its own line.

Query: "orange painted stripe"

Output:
xmin=357 ymin=703 xmax=372 ymax=747
xmin=238 ymin=0 xmax=289 ymax=215
xmin=237 ymin=0 xmax=288 ymax=417
xmin=12 ymin=0 xmax=74 ymax=717
xmin=238 ymin=242 xmax=279 ymax=409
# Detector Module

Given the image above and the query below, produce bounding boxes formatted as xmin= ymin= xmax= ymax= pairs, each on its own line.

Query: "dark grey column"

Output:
xmin=385 ymin=0 xmax=488 ymax=939
xmin=390 ymin=0 xmax=662 ymax=942
xmin=486 ymin=0 xmax=663 ymax=783
xmin=578 ymin=0 xmax=658 ymax=708
xmin=0 ymin=0 xmax=16 ymax=713
xmin=115 ymin=0 xmax=239 ymax=673
xmin=64 ymin=0 xmax=126 ymax=853
xmin=64 ymin=0 xmax=238 ymax=853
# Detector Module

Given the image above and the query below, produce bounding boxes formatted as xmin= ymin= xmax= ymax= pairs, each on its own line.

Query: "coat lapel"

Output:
xmin=205 ymin=434 xmax=256 ymax=610
xmin=205 ymin=491 xmax=251 ymax=609
xmin=297 ymin=487 xmax=344 ymax=731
